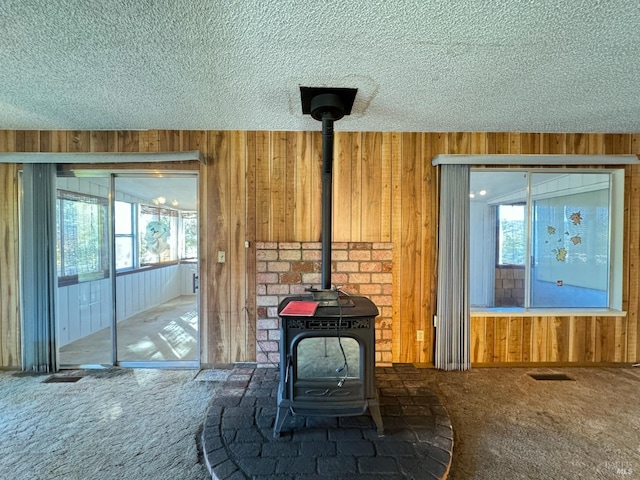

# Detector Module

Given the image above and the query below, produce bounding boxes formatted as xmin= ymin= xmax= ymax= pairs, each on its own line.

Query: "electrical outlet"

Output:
xmin=217 ymin=251 xmax=226 ymax=263
xmin=417 ymin=330 xmax=424 ymax=342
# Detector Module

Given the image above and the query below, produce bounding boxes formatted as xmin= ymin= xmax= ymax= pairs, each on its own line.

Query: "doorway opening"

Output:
xmin=55 ymin=172 xmax=199 ymax=368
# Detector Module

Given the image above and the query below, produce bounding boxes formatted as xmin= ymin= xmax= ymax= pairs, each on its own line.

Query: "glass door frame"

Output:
xmin=55 ymin=169 xmax=200 ymax=369
xmin=112 ymin=172 xmax=200 ymax=369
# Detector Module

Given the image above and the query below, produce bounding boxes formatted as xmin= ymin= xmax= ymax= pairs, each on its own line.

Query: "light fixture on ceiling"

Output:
xmin=152 ymin=196 xmax=166 ymax=205
xmin=171 ymin=199 xmax=179 ymax=207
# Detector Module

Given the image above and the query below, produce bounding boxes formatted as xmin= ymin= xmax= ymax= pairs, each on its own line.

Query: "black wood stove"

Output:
xmin=273 ymin=293 xmax=384 ymax=437
xmin=273 ymin=87 xmax=384 ymax=437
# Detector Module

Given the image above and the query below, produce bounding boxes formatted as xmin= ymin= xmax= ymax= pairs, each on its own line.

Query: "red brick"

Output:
xmin=257 ymin=250 xmax=278 ymax=261
xmin=332 ymin=250 xmax=348 ymax=261
xmin=360 ymin=284 xmax=381 ymax=295
xmin=382 ymin=284 xmax=393 ymax=294
xmin=349 ymin=242 xmax=373 ymax=250
xmin=290 ymin=284 xmax=309 ymax=295
xmin=371 ymin=273 xmax=392 ymax=284
xmin=256 ymin=242 xmax=277 ymax=249
xmin=302 ymin=273 xmax=321 ymax=284
xmin=267 ymin=284 xmax=290 ymax=295
xmin=291 ymin=261 xmax=315 ymax=272
xmin=332 ymin=273 xmax=349 ymax=285
xmin=302 ymin=250 xmax=322 ymax=261
xmin=336 ymin=261 xmax=359 ymax=272
xmin=340 ymin=285 xmax=360 ymax=295
xmin=382 ymin=261 xmax=393 ymax=272
xmin=370 ymin=295 xmax=392 ymax=307
xmin=257 ymin=272 xmax=278 ymax=284
xmin=360 ymin=262 xmax=382 ymax=272
xmin=349 ymin=250 xmax=371 ymax=261
xmin=302 ymin=242 xmax=322 ymax=250
xmin=256 ymin=284 xmax=266 ymax=295
xmin=256 ymin=307 xmax=267 ymax=318
xmin=280 ymin=272 xmax=302 ymax=283
xmin=373 ymin=242 xmax=393 ymax=250
xmin=279 ymin=250 xmax=302 ymax=261
xmin=332 ymin=242 xmax=348 ymax=250
xmin=267 ymin=306 xmax=280 ymax=318
xmin=256 ymin=261 xmax=267 ymax=273
xmin=348 ymin=273 xmax=371 ymax=284
xmin=279 ymin=242 xmax=301 ymax=249
xmin=268 ymin=261 xmax=290 ymax=272
xmin=372 ymin=250 xmax=393 ymax=261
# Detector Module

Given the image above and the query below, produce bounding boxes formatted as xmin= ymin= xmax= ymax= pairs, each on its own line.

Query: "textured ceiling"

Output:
xmin=2 ymin=1 xmax=640 ymax=133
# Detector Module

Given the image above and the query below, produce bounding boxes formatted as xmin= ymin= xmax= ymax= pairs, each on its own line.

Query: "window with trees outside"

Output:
xmin=469 ymin=169 xmax=623 ymax=310
xmin=56 ymin=190 xmax=109 ymax=284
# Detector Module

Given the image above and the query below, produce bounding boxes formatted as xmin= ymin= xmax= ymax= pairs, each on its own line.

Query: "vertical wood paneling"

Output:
xmin=270 ymin=132 xmax=287 ymax=241
xmin=380 ymin=132 xmax=393 ymax=242
xmin=294 ymin=131 xmax=313 ymax=240
xmin=350 ymin=132 xmax=362 ymax=241
xmin=390 ymin=132 xmax=403 ymax=362
xmin=255 ymin=131 xmax=271 ymax=241
xmin=0 ymin=164 xmax=20 ymax=367
xmin=360 ymin=132 xmax=381 ymax=241
xmin=1 ymin=128 xmax=639 ymax=367
xmin=230 ymin=131 xmax=247 ymax=362
xmin=245 ymin=132 xmax=257 ymax=361
xmin=398 ymin=133 xmax=422 ymax=362
xmin=421 ymin=133 xmax=437 ymax=364
xmin=206 ymin=131 xmax=231 ymax=362
xmin=284 ymin=131 xmax=297 ymax=240
xmin=333 ymin=132 xmax=352 ymax=241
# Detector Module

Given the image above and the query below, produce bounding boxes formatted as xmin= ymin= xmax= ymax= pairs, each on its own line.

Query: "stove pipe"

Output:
xmin=302 ymin=88 xmax=356 ymax=290
xmin=320 ymin=111 xmax=335 ymax=289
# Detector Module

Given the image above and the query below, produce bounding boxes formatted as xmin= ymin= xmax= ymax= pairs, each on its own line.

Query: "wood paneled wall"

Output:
xmin=1 ymin=130 xmax=639 ymax=367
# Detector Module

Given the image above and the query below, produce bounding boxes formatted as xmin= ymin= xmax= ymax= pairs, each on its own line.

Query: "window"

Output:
xmin=181 ymin=211 xmax=198 ymax=260
xmin=56 ymin=190 xmax=109 ymax=283
xmin=138 ymin=205 xmax=179 ymax=265
xmin=497 ymin=204 xmax=525 ymax=266
xmin=470 ymin=169 xmax=622 ymax=309
xmin=114 ymin=201 xmax=135 ymax=270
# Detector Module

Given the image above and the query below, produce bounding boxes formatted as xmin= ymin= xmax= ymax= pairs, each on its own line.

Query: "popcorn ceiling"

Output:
xmin=1 ymin=0 xmax=639 ymax=133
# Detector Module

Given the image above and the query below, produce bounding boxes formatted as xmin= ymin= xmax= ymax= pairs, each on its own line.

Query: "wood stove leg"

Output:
xmin=273 ymin=406 xmax=289 ymax=438
xmin=368 ymin=401 xmax=384 ymax=436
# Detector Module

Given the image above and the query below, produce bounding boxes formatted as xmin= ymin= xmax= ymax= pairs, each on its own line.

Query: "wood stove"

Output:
xmin=273 ymin=87 xmax=383 ymax=437
xmin=273 ymin=293 xmax=384 ymax=437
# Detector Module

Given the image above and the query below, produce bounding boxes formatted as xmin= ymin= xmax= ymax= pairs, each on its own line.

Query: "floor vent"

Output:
xmin=528 ymin=373 xmax=574 ymax=381
xmin=43 ymin=375 xmax=84 ymax=383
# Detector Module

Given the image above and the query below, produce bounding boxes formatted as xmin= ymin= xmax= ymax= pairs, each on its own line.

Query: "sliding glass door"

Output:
xmin=55 ymin=171 xmax=199 ymax=368
xmin=56 ymin=174 xmax=114 ymax=366
xmin=114 ymin=175 xmax=199 ymax=366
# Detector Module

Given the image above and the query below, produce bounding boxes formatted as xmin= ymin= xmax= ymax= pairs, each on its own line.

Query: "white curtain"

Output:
xmin=435 ymin=164 xmax=470 ymax=370
xmin=21 ymin=164 xmax=58 ymax=372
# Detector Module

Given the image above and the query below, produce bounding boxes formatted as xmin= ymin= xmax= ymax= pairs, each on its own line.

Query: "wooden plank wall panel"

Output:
xmin=1 ymin=129 xmax=640 ymax=367
xmin=390 ymin=132 xmax=403 ymax=362
xmin=205 ymin=131 xmax=231 ymax=363
xmin=294 ymin=131 xmax=313 ymax=241
xmin=0 ymin=163 xmax=20 ymax=367
xmin=229 ymin=131 xmax=248 ymax=362
xmin=361 ymin=132 xmax=382 ymax=242
xmin=398 ymin=133 xmax=423 ymax=362
xmin=333 ymin=132 xmax=352 ymax=241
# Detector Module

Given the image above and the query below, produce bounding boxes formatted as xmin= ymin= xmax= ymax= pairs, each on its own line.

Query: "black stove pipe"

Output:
xmin=321 ymin=112 xmax=334 ymax=290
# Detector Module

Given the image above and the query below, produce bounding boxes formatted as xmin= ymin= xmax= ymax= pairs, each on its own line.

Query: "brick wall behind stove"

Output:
xmin=256 ymin=242 xmax=393 ymax=366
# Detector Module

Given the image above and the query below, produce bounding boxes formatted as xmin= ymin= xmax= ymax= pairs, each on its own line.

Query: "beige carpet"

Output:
xmin=426 ymin=366 xmax=640 ymax=479
xmin=2 ymin=366 xmax=639 ymax=479
xmin=0 ymin=368 xmax=228 ymax=480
